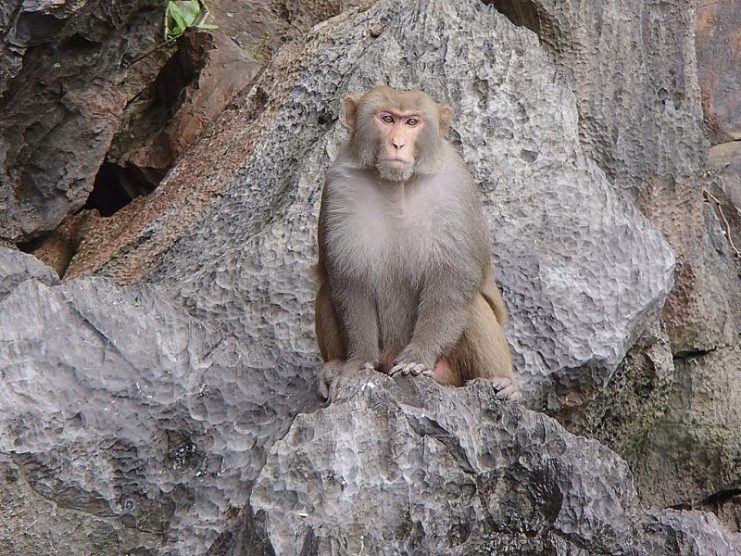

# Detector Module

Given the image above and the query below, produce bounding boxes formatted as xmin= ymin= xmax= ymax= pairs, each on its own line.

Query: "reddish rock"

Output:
xmin=695 ymin=1 xmax=741 ymax=143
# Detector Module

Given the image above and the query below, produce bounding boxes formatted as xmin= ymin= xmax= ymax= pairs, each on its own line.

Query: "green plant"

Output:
xmin=164 ymin=0 xmax=218 ymax=42
xmin=248 ymin=31 xmax=273 ymax=61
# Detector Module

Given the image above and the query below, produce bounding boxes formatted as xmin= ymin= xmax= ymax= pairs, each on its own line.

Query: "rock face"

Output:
xmin=0 ymin=0 xmax=164 ymax=243
xmin=0 ymin=247 xmax=317 ymax=554
xmin=695 ymin=0 xmax=741 ymax=143
xmin=0 ymin=0 xmax=739 ymax=554
xmin=229 ymin=373 xmax=740 ymax=555
xmin=69 ymin=0 xmax=675 ymax=412
xmin=487 ymin=0 xmax=741 ymax=520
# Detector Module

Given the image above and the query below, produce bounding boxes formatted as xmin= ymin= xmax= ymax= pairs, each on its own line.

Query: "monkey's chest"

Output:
xmin=331 ymin=202 xmax=441 ymax=282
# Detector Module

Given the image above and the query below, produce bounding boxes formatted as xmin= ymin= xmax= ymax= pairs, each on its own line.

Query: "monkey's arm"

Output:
xmin=330 ymin=280 xmax=380 ymax=362
xmin=393 ymin=263 xmax=479 ymax=373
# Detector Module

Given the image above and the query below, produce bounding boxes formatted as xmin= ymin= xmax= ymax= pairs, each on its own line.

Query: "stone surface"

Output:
xmin=0 ymin=247 xmax=318 ymax=554
xmin=0 ymin=0 xmax=165 ymax=243
xmin=487 ymin=0 xmax=741 ymax=520
xmin=68 ymin=0 xmax=674 ymax=412
xmin=106 ymin=29 xmax=261 ymax=194
xmin=487 ymin=0 xmax=707 ymax=196
xmin=707 ymin=141 xmax=741 ymax=260
xmin=0 ymin=0 xmax=739 ymax=553
xmin=231 ymin=373 xmax=741 ymax=555
xmin=0 ymin=247 xmax=59 ymax=301
xmin=695 ymin=0 xmax=741 ymax=142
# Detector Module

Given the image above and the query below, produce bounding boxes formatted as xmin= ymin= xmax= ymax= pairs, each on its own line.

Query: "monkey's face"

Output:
xmin=344 ymin=87 xmax=451 ymax=183
xmin=372 ymin=109 xmax=430 ymax=182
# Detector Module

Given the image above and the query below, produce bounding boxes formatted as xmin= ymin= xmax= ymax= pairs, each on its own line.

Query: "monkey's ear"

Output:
xmin=342 ymin=96 xmax=359 ymax=130
xmin=438 ymin=105 xmax=453 ymax=136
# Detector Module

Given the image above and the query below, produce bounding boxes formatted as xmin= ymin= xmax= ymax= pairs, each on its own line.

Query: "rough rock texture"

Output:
xmin=0 ymin=0 xmax=739 ymax=553
xmin=0 ymin=0 xmax=164 ymax=243
xmin=707 ymin=142 xmax=741 ymax=259
xmin=282 ymin=0 xmax=373 ymax=30
xmin=0 ymin=247 xmax=59 ymax=301
xmin=0 ymin=247 xmax=318 ymax=554
xmin=67 ymin=0 xmax=674 ymax=412
xmin=105 ymin=29 xmax=260 ymax=194
xmin=226 ymin=372 xmax=741 ymax=555
xmin=487 ymin=0 xmax=706 ymax=196
xmin=487 ymin=0 xmax=741 ymax=521
xmin=695 ymin=0 xmax=741 ymax=143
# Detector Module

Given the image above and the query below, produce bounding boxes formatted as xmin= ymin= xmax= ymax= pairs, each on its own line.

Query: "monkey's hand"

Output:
xmin=389 ymin=347 xmax=435 ymax=378
xmin=491 ymin=377 xmax=522 ymax=402
xmin=318 ymin=359 xmax=378 ymax=401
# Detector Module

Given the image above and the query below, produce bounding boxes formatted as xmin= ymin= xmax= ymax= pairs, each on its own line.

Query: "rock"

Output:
xmin=0 ymin=246 xmax=318 ymax=554
xmin=695 ymin=1 xmax=741 ymax=142
xmin=485 ymin=0 xmax=741 ymax=519
xmin=642 ymin=509 xmax=741 ymax=556
xmin=486 ymin=0 xmax=706 ymax=196
xmin=0 ymin=0 xmax=739 ymax=553
xmin=0 ymin=0 xmax=165 ymax=244
xmin=106 ymin=29 xmax=261 ymax=194
xmin=0 ymin=247 xmax=58 ymax=301
xmin=283 ymin=0 xmax=372 ymax=30
xmin=628 ymin=345 xmax=741 ymax=510
xmin=706 ymin=141 xmax=741 ymax=259
xmin=67 ymin=0 xmax=674 ymax=413
xmin=229 ymin=374 xmax=741 ymax=555
xmin=27 ymin=211 xmax=100 ymax=278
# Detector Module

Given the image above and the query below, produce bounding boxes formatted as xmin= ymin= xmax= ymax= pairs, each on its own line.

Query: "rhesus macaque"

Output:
xmin=315 ymin=85 xmax=520 ymax=402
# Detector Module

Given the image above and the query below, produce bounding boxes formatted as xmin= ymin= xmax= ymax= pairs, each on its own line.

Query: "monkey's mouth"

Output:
xmin=379 ymin=158 xmax=412 ymax=167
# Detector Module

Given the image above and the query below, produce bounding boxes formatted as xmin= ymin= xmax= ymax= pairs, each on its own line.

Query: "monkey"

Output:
xmin=314 ymin=85 xmax=520 ymax=402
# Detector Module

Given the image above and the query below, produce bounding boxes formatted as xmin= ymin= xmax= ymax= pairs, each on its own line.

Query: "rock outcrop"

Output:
xmin=0 ymin=0 xmax=739 ymax=553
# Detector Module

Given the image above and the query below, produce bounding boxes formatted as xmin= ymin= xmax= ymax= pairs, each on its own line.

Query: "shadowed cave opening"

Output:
xmin=484 ymin=0 xmax=541 ymax=33
xmin=84 ymin=161 xmax=140 ymax=217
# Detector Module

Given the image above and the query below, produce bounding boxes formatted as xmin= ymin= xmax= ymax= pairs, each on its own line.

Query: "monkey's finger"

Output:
xmin=492 ymin=378 xmax=522 ymax=402
xmin=389 ymin=363 xmax=413 ymax=376
xmin=409 ymin=363 xmax=429 ymax=376
xmin=361 ymin=361 xmax=377 ymax=372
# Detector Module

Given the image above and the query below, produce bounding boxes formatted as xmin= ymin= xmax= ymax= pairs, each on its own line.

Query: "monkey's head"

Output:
xmin=343 ymin=86 xmax=452 ymax=182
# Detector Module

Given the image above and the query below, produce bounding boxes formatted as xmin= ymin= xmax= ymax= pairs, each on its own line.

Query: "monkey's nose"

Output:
xmin=392 ymin=138 xmax=404 ymax=149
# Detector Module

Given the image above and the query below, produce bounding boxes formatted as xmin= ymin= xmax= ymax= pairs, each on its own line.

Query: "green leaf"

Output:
xmin=166 ymin=3 xmax=189 ymax=34
xmin=177 ymin=1 xmax=200 ymax=25
xmin=197 ymin=23 xmax=219 ymax=30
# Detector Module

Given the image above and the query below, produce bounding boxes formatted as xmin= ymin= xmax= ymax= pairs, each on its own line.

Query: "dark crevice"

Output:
xmin=404 ymin=414 xmax=476 ymax=475
xmin=672 ymin=346 xmax=718 ymax=361
xmin=484 ymin=0 xmax=540 ymax=33
xmin=670 ymin=488 xmax=741 ymax=510
xmin=84 ymin=161 xmax=141 ymax=217
xmin=17 ymin=233 xmax=48 ymax=254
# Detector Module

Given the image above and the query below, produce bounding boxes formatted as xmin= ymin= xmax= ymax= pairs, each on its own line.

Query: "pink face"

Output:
xmin=373 ymin=110 xmax=426 ymax=181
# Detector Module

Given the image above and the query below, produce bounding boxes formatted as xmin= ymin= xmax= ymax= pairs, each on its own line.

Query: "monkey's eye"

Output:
xmin=406 ymin=117 xmax=420 ymax=127
xmin=381 ymin=115 xmax=394 ymax=124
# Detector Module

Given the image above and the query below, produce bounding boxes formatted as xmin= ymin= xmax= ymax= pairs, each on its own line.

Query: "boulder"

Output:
xmin=0 ymin=0 xmax=165 ymax=243
xmin=230 ymin=373 xmax=740 ymax=555
xmin=0 ymin=246 xmax=317 ymax=554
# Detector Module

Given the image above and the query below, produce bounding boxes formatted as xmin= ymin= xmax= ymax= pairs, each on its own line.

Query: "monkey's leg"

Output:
xmin=445 ymin=293 xmax=521 ymax=401
xmin=314 ymin=282 xmax=376 ymax=400
xmin=315 ymin=280 xmax=344 ymax=363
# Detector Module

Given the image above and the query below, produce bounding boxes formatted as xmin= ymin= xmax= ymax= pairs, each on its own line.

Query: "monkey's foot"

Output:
xmin=490 ymin=377 xmax=522 ymax=402
xmin=318 ymin=359 xmax=378 ymax=401
xmin=389 ymin=362 xmax=433 ymax=378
